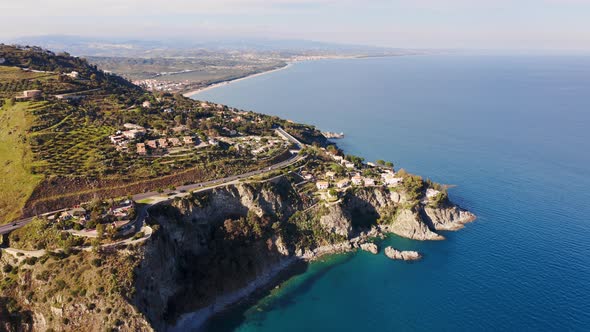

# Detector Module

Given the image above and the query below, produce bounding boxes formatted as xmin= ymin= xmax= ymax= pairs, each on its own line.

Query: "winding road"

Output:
xmin=0 ymin=128 xmax=305 ymax=236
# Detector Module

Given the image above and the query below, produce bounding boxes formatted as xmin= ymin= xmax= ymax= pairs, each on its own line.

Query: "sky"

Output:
xmin=1 ymin=0 xmax=590 ymax=51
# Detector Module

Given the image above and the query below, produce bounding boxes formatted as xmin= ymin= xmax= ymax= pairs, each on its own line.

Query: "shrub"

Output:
xmin=25 ymin=257 xmax=38 ymax=265
xmin=54 ymin=279 xmax=67 ymax=290
xmin=131 ymin=231 xmax=144 ymax=240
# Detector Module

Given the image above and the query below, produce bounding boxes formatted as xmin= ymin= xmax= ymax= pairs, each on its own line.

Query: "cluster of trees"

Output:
xmin=396 ymin=169 xmax=425 ymax=201
xmin=376 ymin=159 xmax=394 ymax=168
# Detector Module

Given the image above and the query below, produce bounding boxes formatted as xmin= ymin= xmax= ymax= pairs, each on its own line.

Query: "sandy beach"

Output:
xmin=182 ymin=54 xmax=367 ymax=98
xmin=183 ymin=63 xmax=294 ymax=98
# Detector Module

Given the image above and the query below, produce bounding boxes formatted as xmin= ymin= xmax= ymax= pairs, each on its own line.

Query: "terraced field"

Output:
xmin=30 ymin=115 xmax=116 ymax=176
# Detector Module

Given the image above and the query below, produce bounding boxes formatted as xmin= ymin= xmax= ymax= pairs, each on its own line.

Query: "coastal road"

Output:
xmin=1 ymin=145 xmax=305 ymax=235
xmin=0 ymin=208 xmax=70 ymax=236
xmin=132 ymin=153 xmax=304 ymax=202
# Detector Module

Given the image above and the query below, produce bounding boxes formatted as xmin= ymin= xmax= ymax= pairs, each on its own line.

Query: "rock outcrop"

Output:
xmin=384 ymin=246 xmax=422 ymax=261
xmin=422 ymin=205 xmax=476 ymax=231
xmin=360 ymin=243 xmax=379 ymax=254
xmin=319 ymin=205 xmax=353 ymax=237
xmin=382 ymin=208 xmax=444 ymax=240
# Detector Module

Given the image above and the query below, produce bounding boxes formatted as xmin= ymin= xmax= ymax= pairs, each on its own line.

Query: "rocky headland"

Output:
xmin=131 ymin=174 xmax=475 ymax=331
xmin=0 ymin=167 xmax=475 ymax=332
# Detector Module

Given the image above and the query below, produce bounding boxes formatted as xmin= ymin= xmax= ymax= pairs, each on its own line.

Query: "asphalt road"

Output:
xmin=1 ymin=150 xmax=304 ymax=235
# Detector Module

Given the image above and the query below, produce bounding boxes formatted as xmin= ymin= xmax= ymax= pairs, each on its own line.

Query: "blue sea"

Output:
xmin=192 ymin=55 xmax=590 ymax=331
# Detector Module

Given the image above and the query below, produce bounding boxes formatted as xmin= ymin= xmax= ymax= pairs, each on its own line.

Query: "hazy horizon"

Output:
xmin=2 ymin=0 xmax=590 ymax=52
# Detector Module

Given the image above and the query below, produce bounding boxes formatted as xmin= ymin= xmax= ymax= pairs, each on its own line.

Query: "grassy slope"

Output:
xmin=0 ymin=66 xmax=53 ymax=81
xmin=0 ymin=99 xmax=43 ymax=223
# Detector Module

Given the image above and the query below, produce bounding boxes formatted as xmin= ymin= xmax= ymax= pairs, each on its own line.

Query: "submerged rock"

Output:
xmin=384 ymin=246 xmax=422 ymax=261
xmin=360 ymin=243 xmax=379 ymax=254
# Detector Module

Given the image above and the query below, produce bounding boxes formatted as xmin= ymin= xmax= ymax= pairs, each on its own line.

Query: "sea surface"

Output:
xmin=191 ymin=55 xmax=590 ymax=331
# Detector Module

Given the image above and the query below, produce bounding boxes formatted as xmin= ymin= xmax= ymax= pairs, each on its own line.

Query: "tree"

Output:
xmin=376 ymin=160 xmax=385 ymax=166
xmin=385 ymin=161 xmax=394 ymax=169
xmin=62 ymin=236 xmax=74 ymax=255
xmin=186 ymin=117 xmax=194 ymax=129
xmin=91 ymin=238 xmax=101 ymax=253
xmin=96 ymin=223 xmax=105 ymax=239
xmin=106 ymin=225 xmax=118 ymax=240
xmin=174 ymin=115 xmax=184 ymax=126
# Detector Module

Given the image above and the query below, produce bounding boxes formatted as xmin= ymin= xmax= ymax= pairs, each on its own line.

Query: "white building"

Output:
xmin=122 ymin=129 xmax=145 ymax=139
xmin=316 ymin=181 xmax=329 ymax=190
xmin=382 ymin=174 xmax=403 ymax=186
xmin=426 ymin=188 xmax=441 ymax=198
xmin=66 ymin=71 xmax=79 ymax=79
xmin=363 ymin=177 xmax=376 ymax=186
xmin=351 ymin=174 xmax=363 ymax=186
xmin=336 ymin=179 xmax=350 ymax=189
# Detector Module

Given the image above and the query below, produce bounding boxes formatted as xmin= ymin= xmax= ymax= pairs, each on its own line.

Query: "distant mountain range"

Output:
xmin=9 ymin=35 xmax=418 ymax=57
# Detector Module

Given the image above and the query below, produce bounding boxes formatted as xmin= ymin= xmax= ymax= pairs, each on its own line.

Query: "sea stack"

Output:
xmin=384 ymin=246 xmax=422 ymax=261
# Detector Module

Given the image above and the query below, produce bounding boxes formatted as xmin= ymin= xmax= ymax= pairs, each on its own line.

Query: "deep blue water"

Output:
xmin=192 ymin=55 xmax=590 ymax=331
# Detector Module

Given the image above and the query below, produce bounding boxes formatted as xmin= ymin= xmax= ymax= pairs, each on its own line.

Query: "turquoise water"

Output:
xmin=192 ymin=55 xmax=590 ymax=331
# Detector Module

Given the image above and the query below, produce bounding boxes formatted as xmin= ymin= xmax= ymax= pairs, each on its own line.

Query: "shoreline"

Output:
xmin=169 ymin=228 xmax=383 ymax=331
xmin=168 ymin=210 xmax=477 ymax=331
xmin=182 ymin=63 xmax=294 ymax=98
xmin=182 ymin=53 xmax=388 ymax=98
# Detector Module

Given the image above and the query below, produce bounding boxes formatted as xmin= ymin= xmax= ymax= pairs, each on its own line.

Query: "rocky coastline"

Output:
xmin=130 ymin=177 xmax=476 ymax=331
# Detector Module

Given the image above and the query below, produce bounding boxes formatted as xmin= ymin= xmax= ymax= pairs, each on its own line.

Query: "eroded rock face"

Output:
xmin=342 ymin=188 xmax=448 ymax=241
xmin=383 ymin=208 xmax=444 ymax=241
xmin=319 ymin=205 xmax=353 ymax=237
xmin=384 ymin=246 xmax=422 ymax=261
xmin=175 ymin=179 xmax=301 ymax=226
xmin=422 ymin=206 xmax=477 ymax=231
xmin=133 ymin=178 xmax=474 ymax=330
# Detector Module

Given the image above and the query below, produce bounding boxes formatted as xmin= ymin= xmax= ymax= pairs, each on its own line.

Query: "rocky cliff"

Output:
xmin=0 ymin=175 xmax=474 ymax=331
xmin=131 ymin=177 xmax=474 ymax=330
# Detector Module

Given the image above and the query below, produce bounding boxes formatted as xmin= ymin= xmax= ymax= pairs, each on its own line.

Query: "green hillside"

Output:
xmin=0 ymin=100 xmax=43 ymax=222
xmin=0 ymin=45 xmax=326 ymax=223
